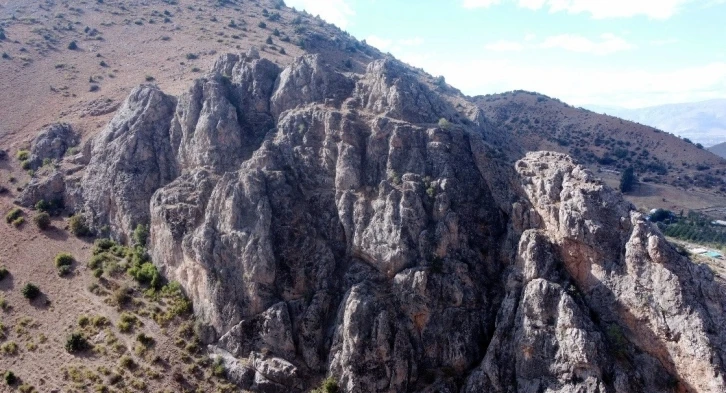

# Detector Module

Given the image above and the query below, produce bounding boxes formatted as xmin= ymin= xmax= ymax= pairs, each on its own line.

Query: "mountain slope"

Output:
xmin=709 ymin=141 xmax=726 ymax=158
xmin=474 ymin=91 xmax=726 ymax=192
xmin=588 ymin=99 xmax=726 ymax=147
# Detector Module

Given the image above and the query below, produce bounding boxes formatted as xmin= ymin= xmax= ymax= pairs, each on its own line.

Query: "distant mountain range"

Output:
xmin=587 ymin=99 xmax=726 ymax=148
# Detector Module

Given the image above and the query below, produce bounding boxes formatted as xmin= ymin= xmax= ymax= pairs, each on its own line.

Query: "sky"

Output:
xmin=284 ymin=0 xmax=726 ymax=108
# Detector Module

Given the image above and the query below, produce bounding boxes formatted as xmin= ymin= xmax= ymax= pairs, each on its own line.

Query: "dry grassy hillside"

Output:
xmin=474 ymin=90 xmax=726 ymax=216
xmin=475 ymin=91 xmax=726 ymax=189
xmin=0 ymin=0 xmax=378 ymax=149
xmin=0 ymin=196 xmax=244 ymax=392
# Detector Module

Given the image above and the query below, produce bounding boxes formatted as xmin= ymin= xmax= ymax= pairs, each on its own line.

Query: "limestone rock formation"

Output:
xmin=57 ymin=52 xmax=726 ymax=393
xmin=81 ymin=85 xmax=177 ymax=242
xmin=28 ymin=123 xmax=78 ymax=169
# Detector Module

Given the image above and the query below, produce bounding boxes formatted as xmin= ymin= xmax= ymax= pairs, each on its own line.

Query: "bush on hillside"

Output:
xmin=21 ymin=283 xmax=40 ymax=300
xmin=68 ymin=214 xmax=90 ymax=236
xmin=33 ymin=212 xmax=51 ymax=230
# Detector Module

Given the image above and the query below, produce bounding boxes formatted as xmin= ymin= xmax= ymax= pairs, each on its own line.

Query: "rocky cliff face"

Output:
xmin=23 ymin=50 xmax=726 ymax=392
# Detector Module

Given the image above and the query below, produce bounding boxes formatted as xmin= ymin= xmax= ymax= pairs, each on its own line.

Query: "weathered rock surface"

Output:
xmin=28 ymin=123 xmax=78 ymax=169
xmin=82 ymin=85 xmax=177 ymax=241
xmin=67 ymin=53 xmax=726 ymax=393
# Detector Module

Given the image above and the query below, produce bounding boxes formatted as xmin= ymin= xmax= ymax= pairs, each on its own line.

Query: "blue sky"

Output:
xmin=284 ymin=0 xmax=726 ymax=108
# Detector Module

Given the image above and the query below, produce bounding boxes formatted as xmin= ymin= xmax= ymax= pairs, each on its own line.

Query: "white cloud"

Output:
xmin=462 ymin=0 xmax=503 ymax=8
xmin=398 ymin=50 xmax=726 ymax=107
xmin=540 ymin=33 xmax=634 ymax=55
xmin=366 ymin=35 xmax=425 ymax=53
xmin=399 ymin=37 xmax=425 ymax=46
xmin=366 ymin=35 xmax=393 ymax=50
xmin=284 ymin=0 xmax=354 ymax=28
xmin=485 ymin=40 xmax=524 ymax=51
xmin=462 ymin=0 xmax=711 ymax=19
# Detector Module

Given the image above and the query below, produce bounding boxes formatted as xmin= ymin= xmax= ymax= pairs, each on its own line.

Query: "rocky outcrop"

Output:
xmin=28 ymin=123 xmax=78 ymax=169
xmin=72 ymin=52 xmax=726 ymax=393
xmin=81 ymin=85 xmax=177 ymax=241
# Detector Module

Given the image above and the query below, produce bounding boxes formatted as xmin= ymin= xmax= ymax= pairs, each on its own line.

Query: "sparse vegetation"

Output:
xmin=33 ymin=212 xmax=51 ymax=229
xmin=1 ymin=341 xmax=18 ymax=355
xmin=438 ymin=118 xmax=451 ymax=129
xmin=67 ymin=41 xmax=78 ymax=50
xmin=68 ymin=214 xmax=90 ymax=236
xmin=119 ymin=355 xmax=136 ymax=369
xmin=311 ymin=377 xmax=339 ymax=393
xmin=21 ymin=283 xmax=40 ymax=300
xmin=65 ymin=332 xmax=90 ymax=353
xmin=6 ymin=208 xmax=22 ymax=224
xmin=16 ymin=150 xmax=29 ymax=161
xmin=55 ymin=252 xmax=74 ymax=268
xmin=4 ymin=371 xmax=16 ymax=385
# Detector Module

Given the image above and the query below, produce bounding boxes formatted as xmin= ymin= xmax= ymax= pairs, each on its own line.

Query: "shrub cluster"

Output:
xmin=33 ymin=212 xmax=51 ymax=230
xmin=65 ymin=332 xmax=89 ymax=353
xmin=55 ymin=252 xmax=74 ymax=276
xmin=68 ymin=214 xmax=90 ymax=236
xmin=21 ymin=283 xmax=40 ymax=300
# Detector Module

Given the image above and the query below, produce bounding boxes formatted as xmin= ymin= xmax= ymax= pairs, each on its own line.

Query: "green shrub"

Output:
xmin=136 ymin=333 xmax=155 ymax=347
xmin=119 ymin=355 xmax=135 ymax=369
xmin=311 ymin=377 xmax=339 ymax=393
xmin=57 ymin=265 xmax=72 ymax=277
xmin=93 ymin=239 xmax=116 ymax=255
xmin=438 ymin=118 xmax=451 ymax=129
xmin=65 ymin=332 xmax=89 ymax=353
xmin=212 ymin=358 xmax=225 ymax=378
xmin=1 ymin=341 xmax=18 ymax=355
xmin=185 ymin=53 xmax=198 ymax=60
xmin=33 ymin=212 xmax=51 ymax=230
xmin=4 ymin=370 xmax=16 ymax=385
xmin=133 ymin=224 xmax=149 ymax=247
xmin=68 ymin=214 xmax=90 ymax=236
xmin=21 ymin=283 xmax=40 ymax=300
xmin=34 ymin=199 xmax=49 ymax=212
xmin=5 ymin=208 xmax=22 ymax=224
xmin=18 ymin=383 xmax=35 ymax=393
xmin=128 ymin=262 xmax=160 ymax=287
xmin=55 ymin=252 xmax=74 ymax=268
xmin=68 ymin=41 xmax=78 ymax=50
xmin=15 ymin=150 xmax=29 ymax=161
xmin=0 ymin=267 xmax=8 ymax=280
xmin=619 ymin=167 xmax=636 ymax=193
xmin=11 ymin=217 xmax=24 ymax=228
xmin=113 ymin=287 xmax=132 ymax=307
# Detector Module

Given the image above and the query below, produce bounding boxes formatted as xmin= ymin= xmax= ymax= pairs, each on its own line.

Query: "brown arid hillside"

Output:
xmin=474 ymin=91 xmax=726 ymax=187
xmin=0 ymin=0 xmax=379 ymax=149
xmin=474 ymin=90 xmax=726 ymax=216
xmin=1 ymin=1 xmax=726 ymax=393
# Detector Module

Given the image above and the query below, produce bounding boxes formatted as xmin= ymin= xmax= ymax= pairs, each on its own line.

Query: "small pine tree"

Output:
xmin=619 ymin=167 xmax=636 ymax=193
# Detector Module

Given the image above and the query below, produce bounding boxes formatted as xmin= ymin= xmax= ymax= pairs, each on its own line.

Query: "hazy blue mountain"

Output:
xmin=587 ymin=99 xmax=726 ymax=147
xmin=708 ymin=141 xmax=726 ymax=158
